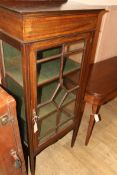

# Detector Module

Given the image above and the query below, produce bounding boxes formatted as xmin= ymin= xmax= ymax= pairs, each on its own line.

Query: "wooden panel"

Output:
xmin=23 ymin=12 xmax=98 ymax=42
xmin=0 ymin=7 xmax=23 ymax=40
xmin=30 ymin=32 xmax=90 ymax=50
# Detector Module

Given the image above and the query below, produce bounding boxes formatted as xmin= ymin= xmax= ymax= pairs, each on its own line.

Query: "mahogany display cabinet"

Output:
xmin=0 ymin=2 xmax=105 ymax=175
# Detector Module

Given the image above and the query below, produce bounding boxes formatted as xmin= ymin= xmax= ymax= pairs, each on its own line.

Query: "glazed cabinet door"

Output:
xmin=29 ymin=32 xmax=93 ymax=153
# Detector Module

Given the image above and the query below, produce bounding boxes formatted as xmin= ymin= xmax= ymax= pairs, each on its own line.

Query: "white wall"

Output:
xmin=71 ymin=0 xmax=117 ymax=6
xmin=95 ymin=6 xmax=117 ymax=62
xmin=70 ymin=0 xmax=117 ymax=62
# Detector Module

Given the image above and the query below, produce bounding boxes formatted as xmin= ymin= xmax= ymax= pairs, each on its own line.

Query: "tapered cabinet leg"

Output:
xmin=30 ymin=156 xmax=36 ymax=175
xmin=85 ymin=114 xmax=95 ymax=145
xmin=71 ymin=101 xmax=86 ymax=147
xmin=85 ymin=104 xmax=100 ymax=145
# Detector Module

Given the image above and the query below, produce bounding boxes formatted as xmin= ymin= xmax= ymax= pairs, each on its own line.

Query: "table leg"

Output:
xmin=85 ymin=104 xmax=100 ymax=145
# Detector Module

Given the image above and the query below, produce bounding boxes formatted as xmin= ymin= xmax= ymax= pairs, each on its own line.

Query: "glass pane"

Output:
xmin=37 ymin=58 xmax=61 ymax=84
xmin=64 ymin=71 xmax=80 ymax=90
xmin=3 ymin=42 xmax=23 ymax=86
xmin=64 ymin=101 xmax=75 ymax=114
xmin=3 ymin=42 xmax=27 ymax=143
xmin=67 ymin=40 xmax=85 ymax=52
xmin=37 ymin=46 xmax=62 ymax=60
xmin=38 ymin=102 xmax=75 ymax=144
xmin=37 ymin=46 xmax=80 ymax=85
xmin=39 ymin=112 xmax=57 ymax=140
xmin=37 ymin=81 xmax=58 ymax=106
xmin=68 ymin=52 xmax=83 ymax=64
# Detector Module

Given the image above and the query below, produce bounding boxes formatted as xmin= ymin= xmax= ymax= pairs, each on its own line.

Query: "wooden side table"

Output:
xmin=85 ymin=57 xmax=117 ymax=145
xmin=0 ymin=1 xmax=105 ymax=175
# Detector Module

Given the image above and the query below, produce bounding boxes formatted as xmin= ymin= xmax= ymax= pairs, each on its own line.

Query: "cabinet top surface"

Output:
xmin=0 ymin=1 xmax=104 ymax=14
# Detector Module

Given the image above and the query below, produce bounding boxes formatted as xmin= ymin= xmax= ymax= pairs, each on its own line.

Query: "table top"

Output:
xmin=0 ymin=1 xmax=105 ymax=14
xmin=86 ymin=57 xmax=117 ymax=98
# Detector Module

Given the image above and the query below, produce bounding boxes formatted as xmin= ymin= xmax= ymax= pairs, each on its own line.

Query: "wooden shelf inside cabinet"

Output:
xmin=5 ymin=56 xmax=80 ymax=87
xmin=0 ymin=2 xmax=105 ymax=175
